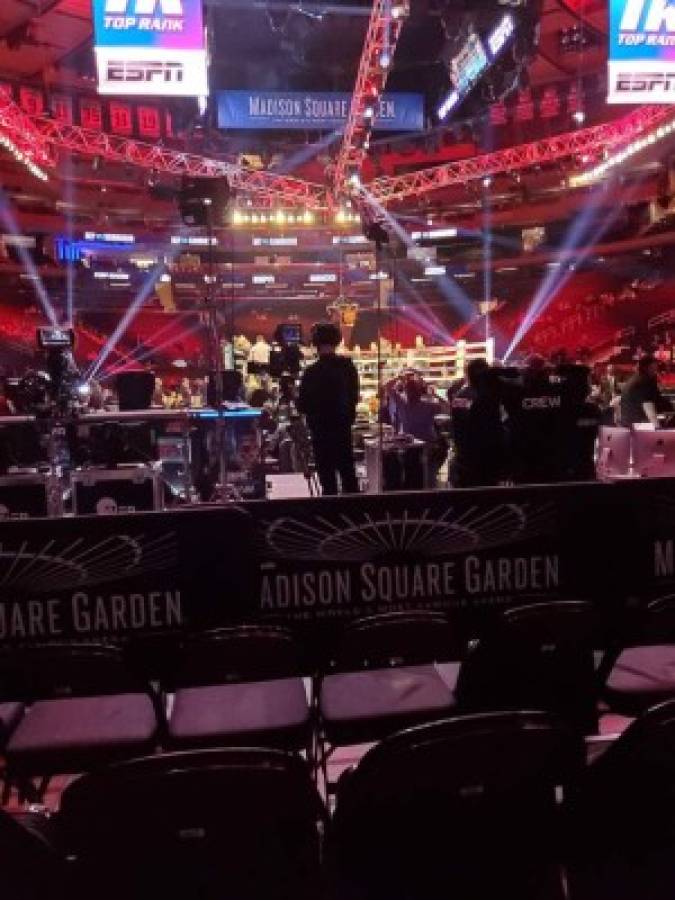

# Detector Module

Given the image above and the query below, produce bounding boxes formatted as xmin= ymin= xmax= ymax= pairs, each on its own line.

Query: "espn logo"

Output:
xmin=106 ymin=60 xmax=184 ymax=83
xmin=613 ymin=72 xmax=675 ymax=92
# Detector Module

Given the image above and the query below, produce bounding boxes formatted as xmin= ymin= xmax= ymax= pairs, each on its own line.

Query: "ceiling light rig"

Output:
xmin=569 ymin=118 xmax=675 ymax=188
xmin=0 ymin=132 xmax=48 ymax=181
xmin=332 ymin=0 xmax=409 ymax=201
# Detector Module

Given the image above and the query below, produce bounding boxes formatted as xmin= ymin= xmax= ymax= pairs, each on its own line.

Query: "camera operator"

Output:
xmin=553 ymin=364 xmax=601 ymax=481
xmin=450 ymin=359 xmax=507 ymax=488
xmin=504 ymin=355 xmax=564 ymax=484
xmin=620 ymin=355 xmax=672 ymax=428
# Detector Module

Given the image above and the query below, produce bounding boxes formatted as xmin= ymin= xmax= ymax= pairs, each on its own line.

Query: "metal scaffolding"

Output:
xmin=331 ymin=0 xmax=407 ymax=202
xmin=30 ymin=116 xmax=327 ymax=208
xmin=367 ymin=105 xmax=673 ymax=204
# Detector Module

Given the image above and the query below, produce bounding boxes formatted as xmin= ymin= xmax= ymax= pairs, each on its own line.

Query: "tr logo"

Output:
xmin=104 ymin=0 xmax=183 ymax=14
xmin=620 ymin=0 xmax=675 ymax=32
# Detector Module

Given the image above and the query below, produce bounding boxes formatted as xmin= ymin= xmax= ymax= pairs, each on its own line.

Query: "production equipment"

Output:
xmin=115 ymin=371 xmax=155 ymax=411
xmin=33 ymin=326 xmax=86 ymax=416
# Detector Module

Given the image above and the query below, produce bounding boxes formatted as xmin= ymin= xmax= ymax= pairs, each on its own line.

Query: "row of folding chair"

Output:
xmin=6 ymin=702 xmax=675 ymax=900
xmin=2 ymin=597 xmax=675 ymax=800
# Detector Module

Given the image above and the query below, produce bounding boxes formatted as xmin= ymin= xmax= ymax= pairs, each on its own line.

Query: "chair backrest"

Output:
xmin=565 ymin=699 xmax=675 ymax=900
xmin=174 ymin=625 xmax=302 ymax=687
xmin=0 ymin=809 xmax=62 ymax=900
xmin=331 ymin=711 xmax=584 ymax=900
xmin=333 ymin=610 xmax=460 ymax=671
xmin=456 ymin=600 xmax=599 ymax=733
xmin=0 ymin=642 xmax=143 ymax=701
xmin=58 ymin=748 xmax=326 ymax=900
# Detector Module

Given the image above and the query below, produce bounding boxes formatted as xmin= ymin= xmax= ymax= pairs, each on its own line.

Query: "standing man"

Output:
xmin=450 ymin=359 xmax=507 ymax=488
xmin=620 ymin=355 xmax=671 ymax=428
xmin=298 ymin=323 xmax=359 ymax=495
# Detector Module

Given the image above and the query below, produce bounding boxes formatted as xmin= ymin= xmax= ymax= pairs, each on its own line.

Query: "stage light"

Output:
xmin=335 ymin=209 xmax=347 ymax=224
xmin=0 ymin=133 xmax=48 ymax=182
xmin=391 ymin=2 xmax=409 ymax=20
xmin=275 ymin=209 xmax=286 ymax=224
xmin=437 ymin=90 xmax=460 ymax=122
xmin=251 ymin=213 xmax=259 ymax=223
xmin=260 ymin=213 xmax=268 ymax=223
xmin=303 ymin=210 xmax=314 ymax=224
xmin=232 ymin=209 xmax=244 ymax=225
xmin=379 ymin=50 xmax=392 ymax=69
xmin=364 ymin=105 xmax=375 ymax=120
xmin=573 ymin=110 xmax=586 ymax=125
xmin=349 ymin=172 xmax=362 ymax=189
xmin=570 ymin=117 xmax=675 ymax=187
xmin=482 ymin=176 xmax=492 ymax=188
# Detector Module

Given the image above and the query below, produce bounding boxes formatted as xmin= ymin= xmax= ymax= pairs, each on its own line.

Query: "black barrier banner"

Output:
xmin=0 ymin=479 xmax=672 ymax=648
xmin=0 ymin=506 xmax=254 ymax=643
xmin=617 ymin=478 xmax=675 ymax=605
xmin=247 ymin=482 xmax=611 ymax=630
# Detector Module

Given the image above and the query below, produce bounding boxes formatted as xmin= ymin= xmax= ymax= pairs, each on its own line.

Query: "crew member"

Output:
xmin=554 ymin=365 xmax=601 ymax=481
xmin=504 ymin=355 xmax=563 ymax=484
xmin=450 ymin=359 xmax=506 ymax=488
xmin=386 ymin=372 xmax=450 ymax=482
xmin=297 ymin=323 xmax=359 ymax=495
xmin=620 ymin=355 xmax=671 ymax=428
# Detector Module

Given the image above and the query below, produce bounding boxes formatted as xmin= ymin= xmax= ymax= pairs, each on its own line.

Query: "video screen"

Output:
xmin=36 ymin=327 xmax=75 ymax=350
xmin=277 ymin=324 xmax=302 ymax=345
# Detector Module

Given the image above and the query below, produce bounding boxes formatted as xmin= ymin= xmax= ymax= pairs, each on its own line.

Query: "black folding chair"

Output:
xmin=565 ymin=698 xmax=675 ymax=900
xmin=166 ymin=625 xmax=311 ymax=753
xmin=456 ymin=600 xmax=601 ymax=734
xmin=329 ymin=710 xmax=585 ymax=900
xmin=57 ymin=747 xmax=327 ymax=900
xmin=0 ymin=702 xmax=25 ymax=803
xmin=2 ymin=643 xmax=161 ymax=798
xmin=317 ymin=611 xmax=462 ymax=790
xmin=601 ymin=596 xmax=675 ymax=716
xmin=0 ymin=806 xmax=64 ymax=900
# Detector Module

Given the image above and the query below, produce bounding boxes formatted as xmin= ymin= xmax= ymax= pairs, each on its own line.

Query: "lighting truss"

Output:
xmin=368 ymin=105 xmax=674 ymax=204
xmin=30 ymin=117 xmax=327 ymax=208
xmin=332 ymin=0 xmax=407 ymax=201
xmin=0 ymin=94 xmax=54 ymax=173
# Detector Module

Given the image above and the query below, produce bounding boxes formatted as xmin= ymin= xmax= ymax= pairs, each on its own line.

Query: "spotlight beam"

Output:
xmin=504 ymin=176 xmax=649 ymax=360
xmin=86 ymin=260 xmax=169 ymax=381
xmin=0 ymin=192 xmax=58 ymax=325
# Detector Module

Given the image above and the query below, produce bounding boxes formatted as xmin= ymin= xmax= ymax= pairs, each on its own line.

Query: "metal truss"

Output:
xmin=368 ymin=105 xmax=674 ymax=204
xmin=30 ymin=116 xmax=327 ymax=208
xmin=0 ymin=94 xmax=54 ymax=169
xmin=332 ymin=0 xmax=407 ymax=201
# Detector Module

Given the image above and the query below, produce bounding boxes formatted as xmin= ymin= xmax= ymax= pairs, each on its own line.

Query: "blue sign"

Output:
xmin=608 ymin=0 xmax=675 ymax=102
xmin=216 ymin=90 xmax=425 ymax=132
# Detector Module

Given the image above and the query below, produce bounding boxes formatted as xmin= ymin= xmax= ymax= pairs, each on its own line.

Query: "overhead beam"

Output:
xmin=31 ymin=116 xmax=327 ymax=208
xmin=368 ymin=106 xmax=674 ymax=205
xmin=332 ymin=0 xmax=408 ymax=201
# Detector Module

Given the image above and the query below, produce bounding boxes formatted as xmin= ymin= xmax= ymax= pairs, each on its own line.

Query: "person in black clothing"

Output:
xmin=553 ymin=365 xmax=601 ymax=481
xmin=450 ymin=359 xmax=507 ymax=488
xmin=620 ymin=355 xmax=671 ymax=428
xmin=503 ymin=355 xmax=564 ymax=484
xmin=297 ymin=323 xmax=359 ymax=495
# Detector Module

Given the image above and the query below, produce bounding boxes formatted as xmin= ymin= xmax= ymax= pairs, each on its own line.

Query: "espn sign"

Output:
xmin=92 ymin=0 xmax=207 ymax=98
xmin=609 ymin=0 xmax=675 ymax=102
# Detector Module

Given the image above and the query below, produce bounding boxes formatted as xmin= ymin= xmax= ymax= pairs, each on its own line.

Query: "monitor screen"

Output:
xmin=278 ymin=324 xmax=302 ymax=345
xmin=36 ymin=326 xmax=75 ymax=350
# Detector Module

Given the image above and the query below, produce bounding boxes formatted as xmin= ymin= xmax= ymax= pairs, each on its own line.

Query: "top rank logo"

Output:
xmin=618 ymin=0 xmax=675 ymax=46
xmin=104 ymin=0 xmax=184 ymax=32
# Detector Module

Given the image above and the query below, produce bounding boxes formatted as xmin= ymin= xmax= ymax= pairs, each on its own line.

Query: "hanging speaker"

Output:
xmin=178 ymin=177 xmax=233 ymax=227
